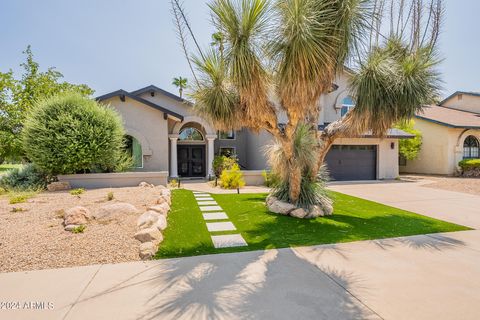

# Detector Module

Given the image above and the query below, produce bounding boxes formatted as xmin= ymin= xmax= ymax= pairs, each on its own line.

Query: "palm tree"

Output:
xmin=172 ymin=76 xmax=188 ymax=98
xmin=173 ymin=0 xmax=442 ymax=214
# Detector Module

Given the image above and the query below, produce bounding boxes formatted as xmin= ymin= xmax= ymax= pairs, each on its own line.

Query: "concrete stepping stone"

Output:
xmin=199 ymin=205 xmax=222 ymax=212
xmin=211 ymin=234 xmax=248 ymax=248
xmin=197 ymin=201 xmax=218 ymax=206
xmin=194 ymin=194 xmax=210 ymax=197
xmin=202 ymin=212 xmax=229 ymax=220
xmin=192 ymin=191 xmax=203 ymax=194
xmin=206 ymin=221 xmax=236 ymax=232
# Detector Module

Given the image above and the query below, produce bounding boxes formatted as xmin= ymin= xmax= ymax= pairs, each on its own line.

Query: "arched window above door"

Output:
xmin=341 ymin=96 xmax=355 ymax=117
xmin=179 ymin=127 xmax=204 ymax=141
xmin=463 ymin=135 xmax=479 ymax=159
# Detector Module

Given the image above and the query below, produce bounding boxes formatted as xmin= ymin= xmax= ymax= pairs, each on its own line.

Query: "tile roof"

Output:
xmin=415 ymin=105 xmax=480 ymax=129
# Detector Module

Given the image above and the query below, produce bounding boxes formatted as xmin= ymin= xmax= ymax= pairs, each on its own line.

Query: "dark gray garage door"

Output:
xmin=325 ymin=145 xmax=377 ymax=181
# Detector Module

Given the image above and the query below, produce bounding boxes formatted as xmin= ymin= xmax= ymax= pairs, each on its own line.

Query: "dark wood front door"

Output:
xmin=177 ymin=145 xmax=206 ymax=177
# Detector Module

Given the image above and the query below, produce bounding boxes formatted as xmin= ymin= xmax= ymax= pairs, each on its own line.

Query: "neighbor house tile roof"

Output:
xmin=415 ymin=105 xmax=480 ymax=129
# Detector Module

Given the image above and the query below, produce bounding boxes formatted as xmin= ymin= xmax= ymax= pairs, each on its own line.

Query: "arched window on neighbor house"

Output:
xmin=341 ymin=96 xmax=355 ymax=117
xmin=125 ymin=135 xmax=143 ymax=168
xmin=179 ymin=127 xmax=204 ymax=141
xmin=463 ymin=135 xmax=480 ymax=159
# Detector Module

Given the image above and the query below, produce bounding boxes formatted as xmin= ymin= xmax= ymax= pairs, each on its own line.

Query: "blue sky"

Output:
xmin=0 ymin=0 xmax=478 ymax=98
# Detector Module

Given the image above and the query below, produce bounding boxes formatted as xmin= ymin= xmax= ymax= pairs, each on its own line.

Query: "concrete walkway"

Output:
xmin=328 ymin=180 xmax=480 ymax=229
xmin=1 ymin=230 xmax=479 ymax=320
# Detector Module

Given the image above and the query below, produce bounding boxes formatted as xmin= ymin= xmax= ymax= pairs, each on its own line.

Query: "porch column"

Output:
xmin=206 ymin=134 xmax=217 ymax=178
xmin=169 ymin=134 xmax=179 ymax=178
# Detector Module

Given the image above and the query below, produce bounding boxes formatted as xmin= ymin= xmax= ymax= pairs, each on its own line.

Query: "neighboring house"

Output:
xmin=96 ymin=71 xmax=411 ymax=181
xmin=401 ymin=91 xmax=480 ymax=175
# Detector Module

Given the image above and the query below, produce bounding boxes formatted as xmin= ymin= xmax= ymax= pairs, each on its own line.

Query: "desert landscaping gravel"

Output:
xmin=0 ymin=186 xmax=164 ymax=273
xmin=403 ymin=174 xmax=480 ymax=196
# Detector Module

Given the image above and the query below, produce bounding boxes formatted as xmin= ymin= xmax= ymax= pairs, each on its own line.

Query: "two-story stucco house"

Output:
xmin=96 ymin=71 xmax=411 ymax=181
xmin=400 ymin=91 xmax=480 ymax=175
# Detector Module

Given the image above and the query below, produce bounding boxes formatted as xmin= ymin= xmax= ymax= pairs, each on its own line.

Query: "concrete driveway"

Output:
xmin=1 ymin=230 xmax=480 ymax=320
xmin=329 ymin=180 xmax=480 ymax=229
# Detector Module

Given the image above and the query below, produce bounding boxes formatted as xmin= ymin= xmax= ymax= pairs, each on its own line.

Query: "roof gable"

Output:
xmin=130 ymin=85 xmax=192 ymax=105
xmin=96 ymin=89 xmax=184 ymax=121
xmin=439 ymin=91 xmax=480 ymax=106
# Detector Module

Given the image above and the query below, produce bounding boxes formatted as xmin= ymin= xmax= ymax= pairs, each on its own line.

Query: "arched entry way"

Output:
xmin=169 ymin=117 xmax=217 ymax=178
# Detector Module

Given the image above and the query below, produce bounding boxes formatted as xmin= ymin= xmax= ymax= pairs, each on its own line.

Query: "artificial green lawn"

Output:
xmin=155 ymin=189 xmax=470 ymax=258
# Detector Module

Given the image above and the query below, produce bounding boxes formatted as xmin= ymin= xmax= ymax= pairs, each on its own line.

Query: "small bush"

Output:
xmin=107 ymin=192 xmax=114 ymax=201
xmin=70 ymin=188 xmax=85 ymax=196
xmin=0 ymin=164 xmax=48 ymax=190
xmin=8 ymin=191 xmax=37 ymax=204
xmin=169 ymin=179 xmax=179 ymax=188
xmin=11 ymin=207 xmax=26 ymax=213
xmin=262 ymin=170 xmax=280 ymax=187
xmin=219 ymin=164 xmax=245 ymax=189
xmin=459 ymin=159 xmax=480 ymax=170
xmin=0 ymin=187 xmax=6 ymax=195
xmin=212 ymin=155 xmax=237 ymax=178
xmin=72 ymin=225 xmax=86 ymax=234
xmin=22 ymin=93 xmax=129 ymax=175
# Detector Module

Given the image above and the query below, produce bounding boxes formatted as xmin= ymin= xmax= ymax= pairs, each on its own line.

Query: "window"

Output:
xmin=179 ymin=127 xmax=204 ymax=141
xmin=125 ymin=135 xmax=143 ymax=168
xmin=463 ymin=135 xmax=479 ymax=159
xmin=219 ymin=147 xmax=236 ymax=157
xmin=340 ymin=96 xmax=355 ymax=117
xmin=219 ymin=130 xmax=235 ymax=140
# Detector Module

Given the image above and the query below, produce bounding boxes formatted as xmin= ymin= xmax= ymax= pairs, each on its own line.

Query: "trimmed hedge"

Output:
xmin=458 ymin=159 xmax=480 ymax=170
xmin=22 ymin=93 xmax=127 ymax=175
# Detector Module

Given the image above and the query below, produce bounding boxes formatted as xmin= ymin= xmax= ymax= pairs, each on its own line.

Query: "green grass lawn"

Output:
xmin=156 ymin=189 xmax=469 ymax=258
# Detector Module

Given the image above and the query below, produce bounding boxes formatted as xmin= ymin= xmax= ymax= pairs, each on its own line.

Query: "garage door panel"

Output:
xmin=325 ymin=145 xmax=377 ymax=181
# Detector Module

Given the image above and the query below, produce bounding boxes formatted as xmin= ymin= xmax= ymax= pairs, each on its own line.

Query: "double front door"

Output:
xmin=177 ymin=145 xmax=206 ymax=177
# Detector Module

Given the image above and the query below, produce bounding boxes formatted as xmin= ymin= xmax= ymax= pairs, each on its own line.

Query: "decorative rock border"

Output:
xmin=266 ymin=195 xmax=333 ymax=219
xmin=134 ymin=182 xmax=172 ymax=259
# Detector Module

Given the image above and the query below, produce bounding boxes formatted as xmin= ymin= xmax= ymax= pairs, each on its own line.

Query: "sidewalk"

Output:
xmin=1 ymin=229 xmax=479 ymax=320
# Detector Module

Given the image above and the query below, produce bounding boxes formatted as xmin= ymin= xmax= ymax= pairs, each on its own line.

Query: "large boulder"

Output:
xmin=94 ymin=202 xmax=140 ymax=222
xmin=290 ymin=208 xmax=308 ymax=219
xmin=134 ymin=227 xmax=163 ymax=243
xmin=305 ymin=205 xmax=324 ymax=219
xmin=323 ymin=202 xmax=334 ymax=216
xmin=267 ymin=196 xmax=296 ymax=215
xmin=148 ymin=203 xmax=170 ymax=216
xmin=156 ymin=194 xmax=171 ymax=206
xmin=64 ymin=206 xmax=91 ymax=225
xmin=160 ymin=189 xmax=171 ymax=198
xmin=139 ymin=181 xmax=154 ymax=188
xmin=154 ymin=215 xmax=168 ymax=231
xmin=137 ymin=211 xmax=161 ymax=229
xmin=139 ymin=242 xmax=157 ymax=260
xmin=47 ymin=181 xmax=71 ymax=192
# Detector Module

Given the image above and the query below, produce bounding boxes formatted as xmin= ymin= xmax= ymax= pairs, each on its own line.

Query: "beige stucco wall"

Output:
xmin=400 ymin=119 xmax=480 ymax=175
xmin=443 ymin=94 xmax=480 ymax=114
xmin=101 ymin=96 xmax=170 ymax=171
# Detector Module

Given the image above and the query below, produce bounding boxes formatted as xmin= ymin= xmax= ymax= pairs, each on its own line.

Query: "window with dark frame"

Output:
xmin=463 ymin=135 xmax=480 ymax=159
xmin=219 ymin=130 xmax=235 ymax=140
xmin=219 ymin=147 xmax=235 ymax=157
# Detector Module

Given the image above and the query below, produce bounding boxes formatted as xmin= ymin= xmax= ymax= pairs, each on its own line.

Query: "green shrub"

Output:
xmin=212 ymin=155 xmax=237 ymax=178
xmin=262 ymin=170 xmax=280 ymax=187
xmin=71 ymin=225 xmax=86 ymax=234
xmin=70 ymin=188 xmax=85 ymax=196
xmin=8 ymin=191 xmax=37 ymax=204
xmin=0 ymin=187 xmax=6 ymax=195
xmin=107 ymin=192 xmax=114 ymax=201
xmin=220 ymin=163 xmax=245 ymax=189
xmin=459 ymin=159 xmax=480 ymax=170
xmin=22 ymin=93 xmax=129 ymax=175
xmin=169 ymin=179 xmax=179 ymax=188
xmin=0 ymin=163 xmax=48 ymax=190
xmin=394 ymin=120 xmax=422 ymax=160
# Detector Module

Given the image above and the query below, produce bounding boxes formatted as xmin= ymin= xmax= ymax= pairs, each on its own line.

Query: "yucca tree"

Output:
xmin=172 ymin=76 xmax=188 ymax=98
xmin=172 ymin=0 xmax=442 ymax=210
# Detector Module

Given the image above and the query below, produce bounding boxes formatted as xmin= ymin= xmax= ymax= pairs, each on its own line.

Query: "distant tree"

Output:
xmin=395 ymin=120 xmax=423 ymax=160
xmin=0 ymin=46 xmax=94 ymax=160
xmin=172 ymin=76 xmax=188 ymax=98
